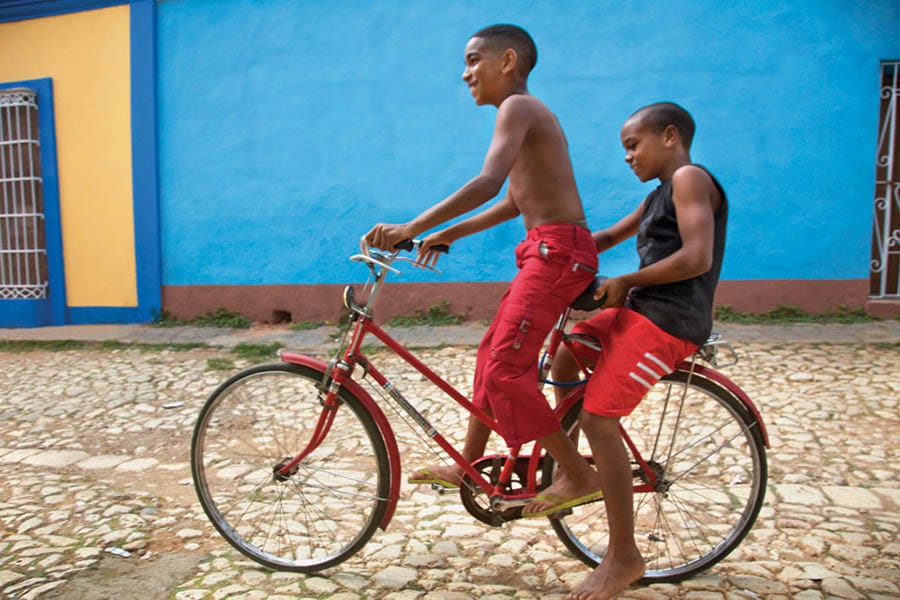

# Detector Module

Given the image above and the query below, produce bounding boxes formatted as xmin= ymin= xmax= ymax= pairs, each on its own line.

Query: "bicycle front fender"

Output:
xmin=280 ymin=351 xmax=402 ymax=530
xmin=678 ymin=362 xmax=771 ymax=448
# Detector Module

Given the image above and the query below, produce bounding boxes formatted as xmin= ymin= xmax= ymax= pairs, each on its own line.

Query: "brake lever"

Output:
xmin=349 ymin=254 xmax=401 ymax=274
xmin=393 ymin=255 xmax=442 ymax=274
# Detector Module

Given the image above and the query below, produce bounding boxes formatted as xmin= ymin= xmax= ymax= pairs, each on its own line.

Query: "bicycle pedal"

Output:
xmin=431 ymin=483 xmax=450 ymax=494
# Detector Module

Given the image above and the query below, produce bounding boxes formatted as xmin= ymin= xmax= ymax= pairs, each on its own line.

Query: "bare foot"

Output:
xmin=522 ymin=471 xmax=602 ymax=516
xmin=567 ymin=551 xmax=645 ymax=600
xmin=407 ymin=465 xmax=461 ymax=488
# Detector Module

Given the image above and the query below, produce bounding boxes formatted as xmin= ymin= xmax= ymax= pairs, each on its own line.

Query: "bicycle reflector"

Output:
xmin=343 ymin=285 xmax=357 ymax=310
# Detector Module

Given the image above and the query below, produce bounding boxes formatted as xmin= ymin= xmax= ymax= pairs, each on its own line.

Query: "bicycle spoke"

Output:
xmin=664 ymin=428 xmax=748 ymax=484
xmin=645 ymin=494 xmax=679 ymax=572
xmin=297 ymin=463 xmax=384 ymax=495
xmin=661 ymin=487 xmax=708 ymax=561
xmin=222 ymin=469 xmax=279 ymax=534
xmin=263 ymin=485 xmax=290 ymax=557
xmin=288 ymin=477 xmax=333 ymax=560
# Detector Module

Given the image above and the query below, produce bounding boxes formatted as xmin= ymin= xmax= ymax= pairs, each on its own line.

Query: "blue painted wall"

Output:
xmin=157 ymin=0 xmax=900 ymax=286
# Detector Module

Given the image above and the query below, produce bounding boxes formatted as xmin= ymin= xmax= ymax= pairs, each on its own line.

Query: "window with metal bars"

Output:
xmin=0 ymin=88 xmax=47 ymax=300
xmin=871 ymin=61 xmax=900 ymax=299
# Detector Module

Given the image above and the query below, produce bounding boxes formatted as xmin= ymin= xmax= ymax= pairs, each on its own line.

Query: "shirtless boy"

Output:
xmin=366 ymin=24 xmax=603 ymax=515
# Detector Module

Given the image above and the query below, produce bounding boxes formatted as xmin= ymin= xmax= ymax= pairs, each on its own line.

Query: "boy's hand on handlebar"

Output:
xmin=365 ymin=223 xmax=412 ymax=251
xmin=416 ymin=231 xmax=454 ymax=268
xmin=596 ymin=276 xmax=629 ymax=308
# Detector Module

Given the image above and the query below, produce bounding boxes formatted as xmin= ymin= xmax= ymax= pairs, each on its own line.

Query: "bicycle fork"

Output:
xmin=272 ymin=360 xmax=351 ymax=481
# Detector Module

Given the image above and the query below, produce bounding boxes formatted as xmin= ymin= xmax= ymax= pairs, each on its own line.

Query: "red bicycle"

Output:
xmin=190 ymin=240 xmax=769 ymax=583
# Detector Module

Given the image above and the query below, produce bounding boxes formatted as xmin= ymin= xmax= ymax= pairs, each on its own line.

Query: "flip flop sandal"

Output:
xmin=523 ymin=489 xmax=605 ymax=519
xmin=407 ymin=468 xmax=460 ymax=489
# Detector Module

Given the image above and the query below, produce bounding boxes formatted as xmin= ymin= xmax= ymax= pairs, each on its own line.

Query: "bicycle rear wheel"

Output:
xmin=547 ymin=369 xmax=767 ymax=583
xmin=191 ymin=362 xmax=390 ymax=572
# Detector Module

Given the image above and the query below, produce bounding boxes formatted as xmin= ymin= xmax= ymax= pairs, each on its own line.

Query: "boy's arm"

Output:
xmin=426 ymin=191 xmax=520 ymax=247
xmin=592 ymin=202 xmax=643 ymax=253
xmin=366 ymin=96 xmax=534 ymax=250
xmin=416 ymin=192 xmax=520 ymax=267
xmin=599 ymin=166 xmax=717 ymax=306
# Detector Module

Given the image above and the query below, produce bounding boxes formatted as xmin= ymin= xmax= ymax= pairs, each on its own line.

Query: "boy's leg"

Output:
xmin=567 ymin=412 xmax=645 ymax=600
xmin=524 ymin=323 xmax=605 ymax=513
xmin=521 ymin=427 xmax=602 ymax=516
xmin=414 ymin=225 xmax=597 ymax=489
xmin=408 ymin=414 xmax=492 ymax=487
xmin=482 ymin=227 xmax=595 ymax=447
xmin=409 ymin=307 xmax=500 ymax=487
xmin=414 ymin=277 xmax=583 ymax=488
xmin=565 ymin=309 xmax=695 ymax=598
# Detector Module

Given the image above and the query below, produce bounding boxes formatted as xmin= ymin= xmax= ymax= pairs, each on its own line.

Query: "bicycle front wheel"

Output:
xmin=191 ymin=362 xmax=390 ymax=572
xmin=548 ymin=369 xmax=767 ymax=583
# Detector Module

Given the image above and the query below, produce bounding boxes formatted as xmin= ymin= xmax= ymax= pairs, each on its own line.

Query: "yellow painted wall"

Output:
xmin=0 ymin=6 xmax=136 ymax=307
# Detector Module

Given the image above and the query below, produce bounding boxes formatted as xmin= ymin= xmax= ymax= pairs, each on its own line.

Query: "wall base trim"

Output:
xmin=163 ymin=279 xmax=873 ymax=324
xmin=713 ymin=279 xmax=869 ymax=314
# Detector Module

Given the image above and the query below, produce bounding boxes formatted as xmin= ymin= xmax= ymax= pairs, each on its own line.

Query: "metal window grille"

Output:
xmin=871 ymin=62 xmax=900 ymax=299
xmin=0 ymin=88 xmax=47 ymax=300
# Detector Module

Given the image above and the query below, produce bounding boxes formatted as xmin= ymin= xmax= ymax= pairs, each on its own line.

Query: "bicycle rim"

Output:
xmin=549 ymin=370 xmax=767 ymax=583
xmin=191 ymin=363 xmax=390 ymax=572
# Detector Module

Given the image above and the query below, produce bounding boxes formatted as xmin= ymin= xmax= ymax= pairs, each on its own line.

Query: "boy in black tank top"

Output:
xmin=540 ymin=103 xmax=727 ymax=599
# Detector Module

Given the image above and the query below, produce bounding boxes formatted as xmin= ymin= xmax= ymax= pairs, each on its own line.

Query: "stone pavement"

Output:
xmin=0 ymin=321 xmax=898 ymax=599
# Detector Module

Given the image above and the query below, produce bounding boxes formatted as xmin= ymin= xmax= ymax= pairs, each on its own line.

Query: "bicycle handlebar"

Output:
xmin=393 ymin=239 xmax=450 ymax=254
xmin=359 ymin=237 xmax=450 ymax=258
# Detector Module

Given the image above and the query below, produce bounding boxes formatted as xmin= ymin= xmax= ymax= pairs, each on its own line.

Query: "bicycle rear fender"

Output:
xmin=679 ymin=363 xmax=771 ymax=448
xmin=280 ymin=351 xmax=402 ymax=530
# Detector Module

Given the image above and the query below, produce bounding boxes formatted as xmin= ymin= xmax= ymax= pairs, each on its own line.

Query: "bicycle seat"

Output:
xmin=570 ymin=275 xmax=608 ymax=311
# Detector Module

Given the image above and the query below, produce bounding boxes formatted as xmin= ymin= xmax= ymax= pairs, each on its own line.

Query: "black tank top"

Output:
xmin=624 ymin=165 xmax=728 ymax=346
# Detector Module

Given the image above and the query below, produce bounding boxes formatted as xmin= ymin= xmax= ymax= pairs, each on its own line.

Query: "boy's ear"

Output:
xmin=663 ymin=124 xmax=679 ymax=147
xmin=501 ymin=48 xmax=519 ymax=74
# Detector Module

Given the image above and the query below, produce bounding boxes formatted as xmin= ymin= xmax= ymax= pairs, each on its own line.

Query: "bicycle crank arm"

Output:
xmin=489 ymin=496 xmax=533 ymax=512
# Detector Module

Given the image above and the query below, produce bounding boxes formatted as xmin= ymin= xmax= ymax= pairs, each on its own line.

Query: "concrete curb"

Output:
xmin=1 ymin=320 xmax=898 ymax=353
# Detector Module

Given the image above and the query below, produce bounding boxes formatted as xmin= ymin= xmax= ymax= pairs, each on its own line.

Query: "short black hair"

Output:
xmin=471 ymin=24 xmax=538 ymax=76
xmin=630 ymin=102 xmax=696 ymax=148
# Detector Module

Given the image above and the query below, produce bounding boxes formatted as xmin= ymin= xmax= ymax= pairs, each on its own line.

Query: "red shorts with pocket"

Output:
xmin=472 ymin=223 xmax=597 ymax=446
xmin=569 ymin=308 xmax=698 ymax=418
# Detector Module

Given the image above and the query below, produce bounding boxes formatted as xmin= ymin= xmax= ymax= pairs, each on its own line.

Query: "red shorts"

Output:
xmin=569 ymin=308 xmax=698 ymax=418
xmin=472 ymin=223 xmax=597 ymax=446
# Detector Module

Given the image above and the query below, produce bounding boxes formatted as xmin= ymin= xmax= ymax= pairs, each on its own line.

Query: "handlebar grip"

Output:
xmin=393 ymin=240 xmax=450 ymax=254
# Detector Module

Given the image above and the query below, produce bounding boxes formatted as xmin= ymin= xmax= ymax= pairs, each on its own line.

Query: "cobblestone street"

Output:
xmin=0 ymin=323 xmax=898 ymax=599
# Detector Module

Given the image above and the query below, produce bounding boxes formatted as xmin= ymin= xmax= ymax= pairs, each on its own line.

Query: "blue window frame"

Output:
xmin=0 ymin=78 xmax=66 ymax=327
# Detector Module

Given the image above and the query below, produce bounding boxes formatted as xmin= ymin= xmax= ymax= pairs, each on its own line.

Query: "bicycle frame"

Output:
xmin=278 ymin=320 xmax=545 ymax=531
xmin=278 ymin=240 xmax=769 ymax=531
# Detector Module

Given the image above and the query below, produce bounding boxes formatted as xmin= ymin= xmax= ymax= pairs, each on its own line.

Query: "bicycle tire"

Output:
xmin=191 ymin=362 xmax=390 ymax=572
xmin=546 ymin=369 xmax=767 ymax=583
